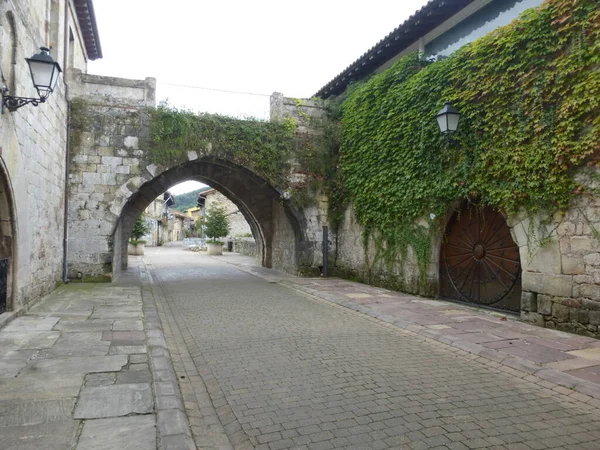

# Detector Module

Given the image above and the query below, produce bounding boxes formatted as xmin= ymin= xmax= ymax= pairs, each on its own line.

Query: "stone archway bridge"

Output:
xmin=66 ymin=72 xmax=328 ymax=280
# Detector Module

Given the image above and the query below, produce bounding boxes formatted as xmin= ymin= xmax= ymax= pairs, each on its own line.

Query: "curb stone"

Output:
xmin=138 ymin=261 xmax=196 ymax=450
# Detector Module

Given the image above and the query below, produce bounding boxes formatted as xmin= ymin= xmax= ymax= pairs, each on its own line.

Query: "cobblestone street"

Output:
xmin=144 ymin=247 xmax=600 ymax=450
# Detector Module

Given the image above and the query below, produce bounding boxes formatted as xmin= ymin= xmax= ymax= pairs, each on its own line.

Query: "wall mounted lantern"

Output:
xmin=1 ymin=47 xmax=62 ymax=113
xmin=435 ymin=102 xmax=461 ymax=134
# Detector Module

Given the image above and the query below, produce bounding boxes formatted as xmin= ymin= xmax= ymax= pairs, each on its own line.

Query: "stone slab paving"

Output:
xmin=221 ymin=253 xmax=600 ymax=401
xmin=0 ymin=260 xmax=192 ymax=449
xmin=143 ymin=247 xmax=600 ymax=450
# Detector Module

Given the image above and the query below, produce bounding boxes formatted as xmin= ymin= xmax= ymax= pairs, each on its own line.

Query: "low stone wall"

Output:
xmin=233 ymin=239 xmax=257 ymax=257
xmin=334 ymin=204 xmax=437 ymax=297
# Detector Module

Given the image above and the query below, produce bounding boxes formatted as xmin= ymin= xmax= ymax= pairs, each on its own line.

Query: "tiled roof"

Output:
xmin=314 ymin=0 xmax=475 ymax=99
xmin=74 ymin=0 xmax=102 ymax=60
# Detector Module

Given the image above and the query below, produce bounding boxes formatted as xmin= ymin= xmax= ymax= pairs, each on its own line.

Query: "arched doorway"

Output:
xmin=440 ymin=203 xmax=522 ymax=312
xmin=0 ymin=160 xmax=15 ymax=313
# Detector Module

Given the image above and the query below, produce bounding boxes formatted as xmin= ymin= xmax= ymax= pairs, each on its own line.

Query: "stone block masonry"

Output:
xmin=67 ymin=73 xmax=156 ymax=278
xmin=67 ymin=90 xmax=329 ymax=280
xmin=0 ymin=0 xmax=87 ymax=314
xmin=519 ymin=179 xmax=600 ymax=337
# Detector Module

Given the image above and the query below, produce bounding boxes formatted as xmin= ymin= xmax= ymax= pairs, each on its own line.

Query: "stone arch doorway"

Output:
xmin=439 ymin=202 xmax=522 ymax=312
xmin=111 ymin=158 xmax=305 ymax=276
xmin=0 ymin=159 xmax=16 ymax=313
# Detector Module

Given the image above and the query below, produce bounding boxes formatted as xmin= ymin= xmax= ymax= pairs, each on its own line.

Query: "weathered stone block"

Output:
xmin=570 ymin=236 xmax=594 ymax=253
xmin=552 ymin=303 xmax=570 ymax=322
xmin=98 ymin=147 xmax=115 ymax=156
xmin=77 ymin=415 xmax=156 ymax=449
xmin=573 ymin=308 xmax=589 ymax=324
xmin=574 ymin=274 xmax=594 ymax=284
xmin=98 ymin=135 xmax=111 ymax=147
xmin=521 ymin=311 xmax=544 ymax=327
xmin=101 ymin=156 xmax=123 ymax=168
xmin=584 ymin=253 xmax=600 ymax=266
xmin=124 ymin=136 xmax=139 ymax=148
xmin=575 ymin=284 xmax=600 ymax=300
xmin=537 ymin=295 xmax=552 ymax=315
xmin=74 ymin=383 xmax=153 ymax=419
xmin=557 ymin=220 xmax=576 ymax=236
xmin=82 ymin=172 xmax=102 ymax=185
xmin=521 ymin=291 xmax=537 ymax=312
xmin=524 ymin=241 xmax=561 ymax=274
xmin=554 ymin=297 xmax=581 ymax=308
xmin=562 ymin=256 xmax=585 ymax=275
xmin=523 ymin=272 xmax=573 ymax=297
xmin=590 ymin=310 xmax=600 ymax=326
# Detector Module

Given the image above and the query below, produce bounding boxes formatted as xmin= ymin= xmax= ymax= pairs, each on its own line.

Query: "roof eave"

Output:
xmin=74 ymin=0 xmax=103 ymax=61
xmin=314 ymin=0 xmax=475 ymax=99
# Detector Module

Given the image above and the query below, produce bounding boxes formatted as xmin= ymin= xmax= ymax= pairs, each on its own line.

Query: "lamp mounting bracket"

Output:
xmin=1 ymin=86 xmax=46 ymax=114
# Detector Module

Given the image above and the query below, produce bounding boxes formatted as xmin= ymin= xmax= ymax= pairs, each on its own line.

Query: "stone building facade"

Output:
xmin=200 ymin=188 xmax=252 ymax=238
xmin=0 ymin=0 xmax=101 ymax=316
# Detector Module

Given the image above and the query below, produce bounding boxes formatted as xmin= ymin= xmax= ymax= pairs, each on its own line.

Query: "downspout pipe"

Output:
xmin=62 ymin=2 xmax=71 ymax=284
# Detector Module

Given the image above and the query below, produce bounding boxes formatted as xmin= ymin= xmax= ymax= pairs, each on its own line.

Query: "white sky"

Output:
xmin=88 ymin=0 xmax=430 ymax=195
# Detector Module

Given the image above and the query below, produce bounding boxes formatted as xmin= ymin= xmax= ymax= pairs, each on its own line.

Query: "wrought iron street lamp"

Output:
xmin=1 ymin=47 xmax=62 ymax=113
xmin=435 ymin=102 xmax=461 ymax=134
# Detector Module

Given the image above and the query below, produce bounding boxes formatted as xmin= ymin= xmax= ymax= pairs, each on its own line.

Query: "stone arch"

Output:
xmin=0 ymin=157 xmax=17 ymax=313
xmin=111 ymin=157 xmax=306 ymax=276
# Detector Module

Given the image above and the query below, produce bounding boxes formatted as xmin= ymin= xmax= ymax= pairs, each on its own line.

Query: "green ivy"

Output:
xmin=337 ymin=0 xmax=600 ymax=284
xmin=148 ymin=104 xmax=297 ymax=187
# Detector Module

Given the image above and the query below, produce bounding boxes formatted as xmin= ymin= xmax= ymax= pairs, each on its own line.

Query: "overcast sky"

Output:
xmin=88 ymin=0 xmax=430 ymax=194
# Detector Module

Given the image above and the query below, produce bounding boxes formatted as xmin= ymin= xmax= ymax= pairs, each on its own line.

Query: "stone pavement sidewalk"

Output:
xmin=218 ymin=253 xmax=600 ymax=404
xmin=0 ymin=259 xmax=193 ymax=450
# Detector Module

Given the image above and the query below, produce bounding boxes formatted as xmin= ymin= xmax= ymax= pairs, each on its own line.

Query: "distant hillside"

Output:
xmin=172 ymin=187 xmax=211 ymax=212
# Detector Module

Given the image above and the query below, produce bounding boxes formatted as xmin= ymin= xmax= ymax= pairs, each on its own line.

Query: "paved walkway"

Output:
xmin=1 ymin=247 xmax=600 ymax=450
xmin=0 ymin=259 xmax=193 ymax=450
xmin=144 ymin=248 xmax=600 ymax=450
xmin=219 ymin=254 xmax=600 ymax=402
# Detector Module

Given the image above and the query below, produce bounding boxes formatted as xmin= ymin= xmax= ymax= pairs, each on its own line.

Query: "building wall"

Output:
xmin=204 ymin=189 xmax=252 ymax=238
xmin=375 ymin=0 xmax=544 ymax=73
xmin=142 ymin=197 xmax=163 ymax=246
xmin=425 ymin=0 xmax=544 ymax=57
xmin=0 ymin=0 xmax=91 ymax=311
xmin=67 ymin=73 xmax=156 ymax=277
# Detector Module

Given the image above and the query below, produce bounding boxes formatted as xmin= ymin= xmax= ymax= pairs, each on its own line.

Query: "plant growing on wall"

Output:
xmin=148 ymin=105 xmax=298 ymax=188
xmin=332 ymin=0 xmax=600 ymax=286
xmin=203 ymin=205 xmax=230 ymax=244
xmin=130 ymin=215 xmax=150 ymax=245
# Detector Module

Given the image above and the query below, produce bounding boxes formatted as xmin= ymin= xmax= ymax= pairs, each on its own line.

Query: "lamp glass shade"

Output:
xmin=435 ymin=102 xmax=460 ymax=134
xmin=26 ymin=47 xmax=62 ymax=99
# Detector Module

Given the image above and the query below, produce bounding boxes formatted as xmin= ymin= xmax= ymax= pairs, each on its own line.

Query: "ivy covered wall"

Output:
xmin=330 ymin=0 xmax=599 ymax=290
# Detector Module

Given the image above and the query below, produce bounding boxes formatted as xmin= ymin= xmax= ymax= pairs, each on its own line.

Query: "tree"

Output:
xmin=203 ymin=204 xmax=229 ymax=243
xmin=130 ymin=215 xmax=150 ymax=244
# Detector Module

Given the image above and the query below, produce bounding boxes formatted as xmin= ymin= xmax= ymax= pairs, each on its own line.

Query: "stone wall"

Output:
xmin=67 ymin=92 xmax=322 ymax=279
xmin=334 ymin=203 xmax=437 ymax=296
xmin=332 ymin=175 xmax=600 ymax=336
xmin=67 ymin=73 xmax=156 ymax=278
xmin=517 ymin=169 xmax=600 ymax=336
xmin=0 ymin=0 xmax=91 ymax=312
xmin=233 ymin=238 xmax=257 ymax=257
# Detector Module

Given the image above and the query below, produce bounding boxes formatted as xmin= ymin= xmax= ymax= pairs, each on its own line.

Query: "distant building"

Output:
xmin=198 ymin=189 xmax=253 ymax=239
